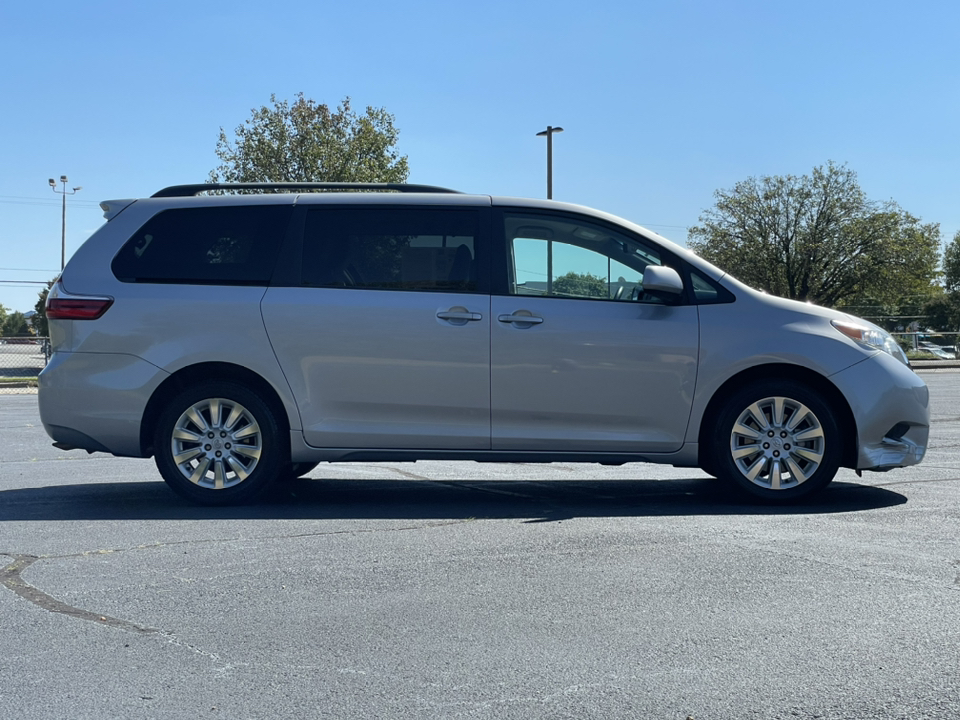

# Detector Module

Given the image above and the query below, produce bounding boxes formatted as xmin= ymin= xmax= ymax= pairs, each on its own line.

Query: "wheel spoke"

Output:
xmin=189 ymin=457 xmax=212 ymax=484
xmin=208 ymin=398 xmax=222 ymax=429
xmin=785 ymin=403 xmax=813 ymax=432
xmin=227 ymin=456 xmax=251 ymax=481
xmin=224 ymin=404 xmax=244 ymax=432
xmin=772 ymin=397 xmax=786 ymax=427
xmin=792 ymin=446 xmax=823 ymax=464
xmin=732 ymin=445 xmax=759 ymax=460
xmin=185 ymin=406 xmax=208 ymax=433
xmin=214 ymin=460 xmax=226 ymax=490
xmin=794 ymin=427 xmax=824 ymax=442
xmin=770 ymin=460 xmax=783 ymax=490
xmin=232 ymin=423 xmax=261 ymax=441
xmin=174 ymin=447 xmax=204 ymax=465
xmin=733 ymin=422 xmax=761 ymax=440
xmin=232 ymin=444 xmax=261 ymax=460
xmin=785 ymin=456 xmax=809 ymax=483
xmin=745 ymin=402 xmax=770 ymax=431
xmin=745 ymin=456 xmax=767 ymax=482
xmin=173 ymin=427 xmax=203 ymax=443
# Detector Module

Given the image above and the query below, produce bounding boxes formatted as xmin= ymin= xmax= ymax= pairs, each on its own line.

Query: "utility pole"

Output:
xmin=49 ymin=175 xmax=82 ymax=271
xmin=535 ymin=126 xmax=563 ymax=199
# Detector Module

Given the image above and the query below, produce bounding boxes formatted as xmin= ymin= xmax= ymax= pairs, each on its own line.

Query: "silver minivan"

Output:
xmin=39 ymin=183 xmax=929 ymax=505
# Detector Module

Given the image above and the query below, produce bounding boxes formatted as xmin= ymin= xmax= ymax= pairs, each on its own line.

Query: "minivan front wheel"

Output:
xmin=711 ymin=380 xmax=842 ymax=502
xmin=153 ymin=382 xmax=284 ymax=505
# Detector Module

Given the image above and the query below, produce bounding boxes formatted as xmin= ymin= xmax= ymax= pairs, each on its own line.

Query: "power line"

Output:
xmin=0 ymin=194 xmax=103 ymax=213
xmin=1 ymin=194 xmax=99 ymax=201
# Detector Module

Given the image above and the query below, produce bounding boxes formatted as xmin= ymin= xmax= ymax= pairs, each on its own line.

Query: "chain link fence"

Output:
xmin=0 ymin=338 xmax=49 ymax=393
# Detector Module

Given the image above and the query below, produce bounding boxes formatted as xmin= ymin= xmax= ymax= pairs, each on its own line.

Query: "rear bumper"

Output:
xmin=38 ymin=351 xmax=166 ymax=457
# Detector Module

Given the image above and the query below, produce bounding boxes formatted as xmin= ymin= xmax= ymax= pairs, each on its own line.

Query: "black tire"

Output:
xmin=709 ymin=379 xmax=842 ymax=502
xmin=153 ymin=381 xmax=286 ymax=505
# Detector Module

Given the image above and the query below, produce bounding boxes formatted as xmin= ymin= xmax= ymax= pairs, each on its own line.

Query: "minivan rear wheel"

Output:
xmin=710 ymin=380 xmax=842 ymax=502
xmin=153 ymin=382 xmax=284 ymax=505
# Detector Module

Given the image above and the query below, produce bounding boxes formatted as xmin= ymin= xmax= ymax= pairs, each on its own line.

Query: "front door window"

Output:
xmin=508 ymin=214 xmax=663 ymax=302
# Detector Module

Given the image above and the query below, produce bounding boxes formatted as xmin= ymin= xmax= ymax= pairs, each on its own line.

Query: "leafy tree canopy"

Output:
xmin=32 ymin=280 xmax=55 ymax=337
xmin=1 ymin=311 xmax=30 ymax=337
xmin=553 ymin=271 xmax=608 ymax=298
xmin=921 ymin=293 xmax=960 ymax=333
xmin=209 ymin=94 xmax=409 ymax=185
xmin=687 ymin=162 xmax=940 ymax=308
xmin=942 ymin=230 xmax=960 ymax=294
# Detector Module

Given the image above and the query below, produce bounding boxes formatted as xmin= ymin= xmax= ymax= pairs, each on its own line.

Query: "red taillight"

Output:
xmin=46 ymin=297 xmax=114 ymax=320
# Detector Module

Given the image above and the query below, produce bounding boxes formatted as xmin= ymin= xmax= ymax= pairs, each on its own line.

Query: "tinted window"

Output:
xmin=302 ymin=208 xmax=479 ymax=292
xmin=690 ymin=269 xmax=735 ymax=304
xmin=505 ymin=213 xmax=666 ymax=302
xmin=112 ymin=205 xmax=290 ymax=285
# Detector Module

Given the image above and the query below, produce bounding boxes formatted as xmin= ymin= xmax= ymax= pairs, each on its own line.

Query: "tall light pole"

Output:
xmin=535 ymin=125 xmax=563 ymax=199
xmin=49 ymin=175 xmax=81 ymax=271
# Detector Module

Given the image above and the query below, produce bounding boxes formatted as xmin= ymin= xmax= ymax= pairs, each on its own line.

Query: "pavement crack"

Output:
xmin=0 ymin=520 xmax=467 ymax=632
xmin=0 ymin=553 xmax=157 ymax=634
xmin=1 ymin=552 xmax=245 ymax=676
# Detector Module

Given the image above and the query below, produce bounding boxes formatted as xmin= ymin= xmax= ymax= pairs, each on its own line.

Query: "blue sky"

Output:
xmin=1 ymin=0 xmax=958 ymax=312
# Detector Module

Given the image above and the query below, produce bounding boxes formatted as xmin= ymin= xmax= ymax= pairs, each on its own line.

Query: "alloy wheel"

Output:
xmin=170 ymin=397 xmax=262 ymax=490
xmin=729 ymin=396 xmax=825 ymax=491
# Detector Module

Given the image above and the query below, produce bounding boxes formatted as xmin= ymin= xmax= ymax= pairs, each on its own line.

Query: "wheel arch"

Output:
xmin=697 ymin=363 xmax=858 ymax=471
xmin=140 ymin=362 xmax=292 ymax=457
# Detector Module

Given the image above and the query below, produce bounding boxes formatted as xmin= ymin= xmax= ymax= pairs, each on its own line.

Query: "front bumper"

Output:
xmin=830 ymin=352 xmax=929 ymax=471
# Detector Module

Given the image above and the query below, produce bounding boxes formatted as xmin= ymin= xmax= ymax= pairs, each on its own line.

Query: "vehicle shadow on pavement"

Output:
xmin=0 ymin=476 xmax=906 ymax=522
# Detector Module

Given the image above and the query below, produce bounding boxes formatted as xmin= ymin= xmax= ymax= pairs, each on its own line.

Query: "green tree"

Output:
xmin=32 ymin=280 xmax=55 ymax=337
xmin=688 ymin=162 xmax=940 ymax=308
xmin=921 ymin=293 xmax=960 ymax=332
xmin=553 ymin=271 xmax=608 ymax=298
xmin=209 ymin=94 xmax=409 ymax=184
xmin=2 ymin=311 xmax=30 ymax=337
xmin=942 ymin=230 xmax=960 ymax=293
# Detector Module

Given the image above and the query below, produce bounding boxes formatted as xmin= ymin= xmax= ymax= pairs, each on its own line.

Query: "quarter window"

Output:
xmin=690 ymin=268 xmax=735 ymax=304
xmin=111 ymin=205 xmax=290 ymax=285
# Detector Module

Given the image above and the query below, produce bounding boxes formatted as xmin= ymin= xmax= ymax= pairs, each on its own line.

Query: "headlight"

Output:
xmin=832 ymin=320 xmax=910 ymax=366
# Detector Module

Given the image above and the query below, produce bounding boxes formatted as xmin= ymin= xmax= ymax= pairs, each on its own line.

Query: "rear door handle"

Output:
xmin=498 ymin=313 xmax=544 ymax=325
xmin=437 ymin=309 xmax=482 ymax=325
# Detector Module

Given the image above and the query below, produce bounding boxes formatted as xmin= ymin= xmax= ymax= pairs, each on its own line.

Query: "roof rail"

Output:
xmin=151 ymin=182 xmax=462 ymax=198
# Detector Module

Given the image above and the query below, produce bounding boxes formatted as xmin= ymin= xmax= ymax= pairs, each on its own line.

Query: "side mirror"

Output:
xmin=641 ymin=265 xmax=683 ymax=300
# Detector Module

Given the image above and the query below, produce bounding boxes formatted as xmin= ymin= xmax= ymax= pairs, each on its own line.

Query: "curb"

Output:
xmin=911 ymin=361 xmax=960 ymax=371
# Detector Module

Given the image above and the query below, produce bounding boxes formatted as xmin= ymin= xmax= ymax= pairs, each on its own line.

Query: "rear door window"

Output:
xmin=301 ymin=207 xmax=482 ymax=292
xmin=112 ymin=205 xmax=291 ymax=285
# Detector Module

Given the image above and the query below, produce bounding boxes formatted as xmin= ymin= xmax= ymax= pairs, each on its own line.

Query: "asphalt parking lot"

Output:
xmin=2 ymin=371 xmax=959 ymax=720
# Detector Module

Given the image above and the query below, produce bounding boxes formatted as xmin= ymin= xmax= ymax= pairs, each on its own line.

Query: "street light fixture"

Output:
xmin=535 ymin=125 xmax=563 ymax=199
xmin=49 ymin=175 xmax=82 ymax=271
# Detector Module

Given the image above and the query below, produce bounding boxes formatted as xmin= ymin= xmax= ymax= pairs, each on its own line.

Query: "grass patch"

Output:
xmin=0 ymin=377 xmax=38 ymax=386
